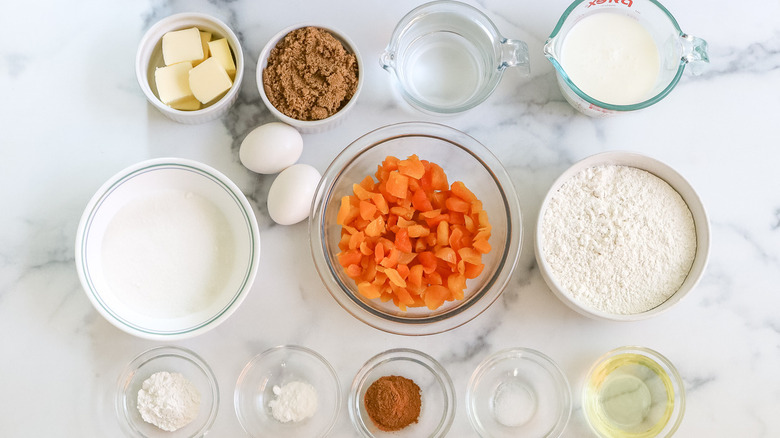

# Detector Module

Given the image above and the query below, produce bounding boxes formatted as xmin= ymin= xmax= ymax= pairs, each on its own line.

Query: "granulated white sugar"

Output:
xmin=541 ymin=165 xmax=696 ymax=314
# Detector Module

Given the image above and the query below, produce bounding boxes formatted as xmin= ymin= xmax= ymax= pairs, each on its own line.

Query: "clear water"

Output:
xmin=399 ymin=31 xmax=484 ymax=109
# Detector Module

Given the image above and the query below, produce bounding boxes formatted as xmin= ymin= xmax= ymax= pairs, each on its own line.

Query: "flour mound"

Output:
xmin=137 ymin=371 xmax=201 ymax=432
xmin=542 ymin=165 xmax=696 ymax=314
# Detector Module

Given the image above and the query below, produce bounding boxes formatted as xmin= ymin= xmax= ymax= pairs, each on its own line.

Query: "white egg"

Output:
xmin=239 ymin=122 xmax=303 ymax=174
xmin=267 ymin=164 xmax=322 ymax=225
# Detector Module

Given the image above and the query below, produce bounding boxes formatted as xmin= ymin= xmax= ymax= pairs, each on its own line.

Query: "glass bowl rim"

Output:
xmin=115 ymin=345 xmax=219 ymax=438
xmin=582 ymin=345 xmax=686 ymax=438
xmin=348 ymin=347 xmax=456 ymax=438
xmin=309 ymin=121 xmax=522 ymax=335
xmin=233 ymin=344 xmax=342 ymax=438
xmin=465 ymin=347 xmax=572 ymax=437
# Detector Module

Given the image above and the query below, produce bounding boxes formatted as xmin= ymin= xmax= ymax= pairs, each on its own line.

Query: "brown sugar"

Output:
xmin=263 ymin=26 xmax=359 ymax=121
xmin=364 ymin=375 xmax=421 ymax=432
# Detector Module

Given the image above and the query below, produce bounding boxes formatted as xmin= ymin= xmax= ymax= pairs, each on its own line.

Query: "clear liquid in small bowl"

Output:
xmin=398 ymin=31 xmax=485 ymax=110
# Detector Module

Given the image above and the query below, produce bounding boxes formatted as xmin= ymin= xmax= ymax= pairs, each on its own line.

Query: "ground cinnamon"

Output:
xmin=364 ymin=375 xmax=421 ymax=432
xmin=263 ymin=26 xmax=358 ymax=121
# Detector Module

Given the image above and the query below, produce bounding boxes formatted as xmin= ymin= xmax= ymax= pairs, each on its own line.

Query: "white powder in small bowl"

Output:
xmin=268 ymin=381 xmax=318 ymax=423
xmin=137 ymin=371 xmax=201 ymax=432
xmin=541 ymin=165 xmax=696 ymax=315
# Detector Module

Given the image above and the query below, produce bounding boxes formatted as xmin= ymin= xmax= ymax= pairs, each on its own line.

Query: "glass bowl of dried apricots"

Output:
xmin=310 ymin=122 xmax=521 ymax=335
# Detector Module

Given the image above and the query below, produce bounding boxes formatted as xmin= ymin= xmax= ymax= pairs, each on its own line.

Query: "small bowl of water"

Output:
xmin=380 ymin=0 xmax=530 ymax=114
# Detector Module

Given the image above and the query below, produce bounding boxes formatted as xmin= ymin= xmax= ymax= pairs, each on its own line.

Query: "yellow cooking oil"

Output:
xmin=584 ymin=353 xmax=675 ymax=437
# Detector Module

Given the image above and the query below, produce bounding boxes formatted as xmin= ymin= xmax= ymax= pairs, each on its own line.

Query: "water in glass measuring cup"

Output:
xmin=381 ymin=1 xmax=530 ymax=114
xmin=401 ymin=30 xmax=484 ymax=109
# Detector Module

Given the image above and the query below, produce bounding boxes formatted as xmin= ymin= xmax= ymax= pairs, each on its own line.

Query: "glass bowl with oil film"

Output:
xmin=583 ymin=346 xmax=685 ymax=438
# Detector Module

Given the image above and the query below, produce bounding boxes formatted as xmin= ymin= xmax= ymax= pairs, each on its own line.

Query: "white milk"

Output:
xmin=102 ymin=189 xmax=235 ymax=318
xmin=560 ymin=12 xmax=660 ymax=105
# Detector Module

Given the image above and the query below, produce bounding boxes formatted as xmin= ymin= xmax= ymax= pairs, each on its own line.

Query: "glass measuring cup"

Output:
xmin=380 ymin=0 xmax=530 ymax=115
xmin=544 ymin=0 xmax=709 ymax=117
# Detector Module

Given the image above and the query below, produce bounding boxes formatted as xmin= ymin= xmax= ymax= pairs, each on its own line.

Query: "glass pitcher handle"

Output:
xmin=379 ymin=50 xmax=395 ymax=72
xmin=500 ymin=38 xmax=530 ymax=76
xmin=681 ymin=34 xmax=709 ymax=75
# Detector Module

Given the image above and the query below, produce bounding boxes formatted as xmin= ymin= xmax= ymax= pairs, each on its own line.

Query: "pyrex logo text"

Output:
xmin=587 ymin=0 xmax=633 ymax=7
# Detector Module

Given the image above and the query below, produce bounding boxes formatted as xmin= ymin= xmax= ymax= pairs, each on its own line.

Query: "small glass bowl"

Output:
xmin=583 ymin=346 xmax=685 ymax=438
xmin=115 ymin=346 xmax=219 ymax=438
xmin=349 ymin=348 xmax=455 ymax=437
xmin=234 ymin=345 xmax=341 ymax=438
xmin=310 ymin=122 xmax=522 ymax=335
xmin=466 ymin=348 xmax=571 ymax=437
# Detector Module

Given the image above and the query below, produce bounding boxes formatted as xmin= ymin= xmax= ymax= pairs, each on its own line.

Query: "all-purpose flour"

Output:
xmin=137 ymin=371 xmax=201 ymax=432
xmin=541 ymin=165 xmax=696 ymax=314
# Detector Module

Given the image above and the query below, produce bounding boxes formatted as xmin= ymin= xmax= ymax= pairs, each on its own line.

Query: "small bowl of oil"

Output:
xmin=583 ymin=346 xmax=685 ymax=438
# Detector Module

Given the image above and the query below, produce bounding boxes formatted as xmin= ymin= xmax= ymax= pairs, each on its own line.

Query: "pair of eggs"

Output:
xmin=239 ymin=122 xmax=320 ymax=225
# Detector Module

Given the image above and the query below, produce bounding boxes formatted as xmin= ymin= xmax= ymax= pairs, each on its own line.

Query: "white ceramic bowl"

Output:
xmin=256 ymin=24 xmax=363 ymax=133
xmin=135 ymin=12 xmax=244 ymax=124
xmin=75 ymin=158 xmax=260 ymax=339
xmin=534 ymin=151 xmax=710 ymax=321
xmin=116 ymin=346 xmax=219 ymax=438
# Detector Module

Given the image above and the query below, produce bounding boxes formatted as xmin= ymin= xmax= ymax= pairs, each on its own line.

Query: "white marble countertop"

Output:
xmin=2 ymin=0 xmax=779 ymax=436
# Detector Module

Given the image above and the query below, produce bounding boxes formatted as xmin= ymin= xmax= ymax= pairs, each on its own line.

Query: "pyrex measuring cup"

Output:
xmin=544 ymin=0 xmax=709 ymax=117
xmin=381 ymin=0 xmax=530 ymax=114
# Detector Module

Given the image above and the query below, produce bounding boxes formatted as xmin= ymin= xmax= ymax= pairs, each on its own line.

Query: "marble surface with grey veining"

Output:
xmin=1 ymin=0 xmax=779 ymax=436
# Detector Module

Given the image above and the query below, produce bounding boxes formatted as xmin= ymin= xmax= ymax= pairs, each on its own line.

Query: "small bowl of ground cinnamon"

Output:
xmin=349 ymin=348 xmax=455 ymax=438
xmin=257 ymin=25 xmax=363 ymax=133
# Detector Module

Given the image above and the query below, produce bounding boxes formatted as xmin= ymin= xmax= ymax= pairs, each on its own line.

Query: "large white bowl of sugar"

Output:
xmin=534 ymin=151 xmax=709 ymax=321
xmin=76 ymin=158 xmax=260 ymax=339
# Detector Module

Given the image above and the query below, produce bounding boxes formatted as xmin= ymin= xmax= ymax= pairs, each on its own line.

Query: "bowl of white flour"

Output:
xmin=76 ymin=158 xmax=261 ymax=339
xmin=116 ymin=345 xmax=219 ymax=437
xmin=535 ymin=151 xmax=709 ymax=321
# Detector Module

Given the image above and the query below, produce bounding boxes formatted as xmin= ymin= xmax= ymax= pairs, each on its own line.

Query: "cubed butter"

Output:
xmin=189 ymin=57 xmax=232 ymax=104
xmin=192 ymin=31 xmax=212 ymax=66
xmin=162 ymin=27 xmax=204 ymax=65
xmin=169 ymin=95 xmax=202 ymax=111
xmin=154 ymin=61 xmax=194 ymax=104
xmin=207 ymin=38 xmax=236 ymax=79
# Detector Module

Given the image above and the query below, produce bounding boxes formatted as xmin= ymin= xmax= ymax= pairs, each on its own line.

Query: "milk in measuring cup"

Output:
xmin=560 ymin=12 xmax=660 ymax=105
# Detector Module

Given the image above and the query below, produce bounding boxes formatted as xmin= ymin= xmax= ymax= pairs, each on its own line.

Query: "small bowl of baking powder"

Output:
xmin=256 ymin=24 xmax=363 ymax=133
xmin=116 ymin=345 xmax=219 ymax=438
xmin=535 ymin=151 xmax=710 ymax=321
xmin=234 ymin=345 xmax=341 ymax=438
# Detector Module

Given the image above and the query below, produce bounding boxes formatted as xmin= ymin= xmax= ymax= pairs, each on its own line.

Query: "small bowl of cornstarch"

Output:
xmin=75 ymin=158 xmax=261 ymax=339
xmin=116 ymin=346 xmax=219 ymax=437
xmin=535 ymin=151 xmax=710 ymax=321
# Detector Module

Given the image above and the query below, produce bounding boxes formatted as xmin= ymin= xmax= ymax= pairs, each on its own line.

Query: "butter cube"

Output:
xmin=162 ymin=27 xmax=204 ymax=65
xmin=169 ymin=95 xmax=202 ymax=111
xmin=189 ymin=57 xmax=232 ymax=104
xmin=154 ymin=61 xmax=194 ymax=104
xmin=207 ymin=38 xmax=236 ymax=79
xmin=192 ymin=31 xmax=212 ymax=66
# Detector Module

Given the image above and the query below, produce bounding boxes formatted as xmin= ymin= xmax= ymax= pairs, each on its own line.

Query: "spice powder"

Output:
xmin=364 ymin=375 xmax=421 ymax=432
xmin=263 ymin=26 xmax=358 ymax=121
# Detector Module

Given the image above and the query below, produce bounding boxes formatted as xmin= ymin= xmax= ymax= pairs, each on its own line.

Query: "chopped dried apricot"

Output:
xmin=335 ymin=155 xmax=492 ymax=311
